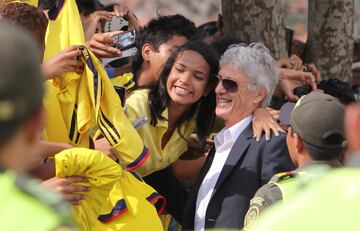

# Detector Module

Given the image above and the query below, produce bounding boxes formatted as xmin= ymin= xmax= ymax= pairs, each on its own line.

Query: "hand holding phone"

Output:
xmin=112 ymin=30 xmax=136 ymax=51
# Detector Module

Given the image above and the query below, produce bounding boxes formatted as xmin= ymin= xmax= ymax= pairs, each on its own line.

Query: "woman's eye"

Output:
xmin=194 ymin=75 xmax=205 ymax=81
xmin=175 ymin=67 xmax=184 ymax=72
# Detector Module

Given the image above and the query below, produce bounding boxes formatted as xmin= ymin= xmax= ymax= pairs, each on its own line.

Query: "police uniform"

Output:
xmin=244 ymin=162 xmax=340 ymax=229
xmin=0 ymin=167 xmax=74 ymax=231
xmin=248 ymin=154 xmax=360 ymax=231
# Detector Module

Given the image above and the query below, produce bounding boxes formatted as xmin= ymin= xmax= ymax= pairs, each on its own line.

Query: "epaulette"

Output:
xmin=15 ymin=173 xmax=73 ymax=226
xmin=270 ymin=171 xmax=300 ymax=183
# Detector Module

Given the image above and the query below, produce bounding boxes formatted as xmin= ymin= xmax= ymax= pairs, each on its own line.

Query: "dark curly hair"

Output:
xmin=0 ymin=3 xmax=48 ymax=47
xmin=132 ymin=14 xmax=198 ymax=79
xmin=148 ymin=41 xmax=219 ymax=142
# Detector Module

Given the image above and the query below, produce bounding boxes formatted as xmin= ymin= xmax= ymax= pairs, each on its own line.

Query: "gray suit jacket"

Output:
xmin=143 ymin=123 xmax=294 ymax=230
xmin=181 ymin=122 xmax=295 ymax=230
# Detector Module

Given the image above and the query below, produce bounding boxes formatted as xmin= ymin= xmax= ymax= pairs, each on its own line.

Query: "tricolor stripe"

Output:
xmin=126 ymin=146 xmax=150 ymax=171
xmin=146 ymin=192 xmax=167 ymax=215
xmin=98 ymin=199 xmax=128 ymax=223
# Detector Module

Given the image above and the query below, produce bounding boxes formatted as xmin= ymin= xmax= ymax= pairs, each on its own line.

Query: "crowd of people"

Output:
xmin=0 ymin=0 xmax=359 ymax=230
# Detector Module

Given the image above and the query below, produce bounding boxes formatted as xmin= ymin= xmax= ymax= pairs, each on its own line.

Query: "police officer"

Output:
xmin=244 ymin=92 xmax=346 ymax=229
xmin=0 ymin=23 xmax=73 ymax=230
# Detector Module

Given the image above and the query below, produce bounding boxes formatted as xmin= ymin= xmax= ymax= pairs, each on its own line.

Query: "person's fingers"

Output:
xmin=65 ymin=49 xmax=82 ymax=59
xmin=270 ymin=110 xmax=280 ymax=120
xmin=63 ymin=45 xmax=81 ymax=53
xmin=63 ymin=184 xmax=90 ymax=193
xmin=303 ymin=72 xmax=317 ymax=90
xmin=268 ymin=120 xmax=281 ymax=137
xmin=252 ymin=124 xmax=263 ymax=142
xmin=113 ymin=4 xmax=121 ymax=17
xmin=63 ymin=193 xmax=85 ymax=204
xmin=92 ymin=31 xmax=120 ymax=44
xmin=87 ymin=39 xmax=121 ymax=57
xmin=285 ymin=89 xmax=299 ymax=102
xmin=90 ymin=47 xmax=121 ymax=58
xmin=63 ymin=176 xmax=86 ymax=184
xmin=263 ymin=124 xmax=271 ymax=142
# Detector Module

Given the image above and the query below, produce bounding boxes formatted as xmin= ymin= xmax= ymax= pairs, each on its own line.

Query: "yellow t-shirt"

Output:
xmin=55 ymin=148 xmax=164 ymax=231
xmin=125 ymin=89 xmax=196 ymax=176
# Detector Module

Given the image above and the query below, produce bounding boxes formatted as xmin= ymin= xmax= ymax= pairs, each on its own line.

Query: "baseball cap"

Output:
xmin=279 ymin=92 xmax=346 ymax=148
xmin=0 ymin=22 xmax=43 ymax=122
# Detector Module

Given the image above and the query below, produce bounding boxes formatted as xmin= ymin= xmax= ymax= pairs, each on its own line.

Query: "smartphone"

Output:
xmin=293 ymin=84 xmax=312 ymax=98
xmin=112 ymin=30 xmax=136 ymax=51
xmin=102 ymin=16 xmax=129 ymax=33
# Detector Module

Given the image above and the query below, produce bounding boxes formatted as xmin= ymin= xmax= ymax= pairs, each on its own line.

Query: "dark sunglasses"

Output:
xmin=215 ymin=74 xmax=239 ymax=93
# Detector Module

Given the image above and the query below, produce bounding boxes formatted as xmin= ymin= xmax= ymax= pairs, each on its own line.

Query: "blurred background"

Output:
xmin=105 ymin=0 xmax=360 ymax=42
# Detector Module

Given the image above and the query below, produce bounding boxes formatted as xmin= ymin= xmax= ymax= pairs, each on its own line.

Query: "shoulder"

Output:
xmin=0 ymin=172 xmax=73 ymax=229
xmin=125 ymin=89 xmax=150 ymax=118
xmin=15 ymin=174 xmax=71 ymax=220
xmin=270 ymin=171 xmax=300 ymax=183
xmin=126 ymin=89 xmax=150 ymax=103
xmin=244 ymin=182 xmax=282 ymax=228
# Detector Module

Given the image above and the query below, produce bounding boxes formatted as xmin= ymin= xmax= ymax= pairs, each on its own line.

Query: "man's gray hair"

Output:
xmin=220 ymin=43 xmax=278 ymax=107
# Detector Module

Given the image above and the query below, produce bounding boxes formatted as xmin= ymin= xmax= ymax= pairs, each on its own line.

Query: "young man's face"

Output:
xmin=148 ymin=35 xmax=188 ymax=82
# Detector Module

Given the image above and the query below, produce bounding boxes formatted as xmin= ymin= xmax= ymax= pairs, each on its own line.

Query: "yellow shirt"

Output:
xmin=125 ymin=89 xmax=196 ymax=176
xmin=55 ymin=148 xmax=164 ymax=231
xmin=43 ymin=0 xmax=148 ymax=166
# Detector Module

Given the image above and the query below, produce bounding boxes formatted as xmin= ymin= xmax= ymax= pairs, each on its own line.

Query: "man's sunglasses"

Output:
xmin=215 ymin=74 xmax=239 ymax=93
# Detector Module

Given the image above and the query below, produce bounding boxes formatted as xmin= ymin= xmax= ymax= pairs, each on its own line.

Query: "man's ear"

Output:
xmin=141 ymin=43 xmax=154 ymax=62
xmin=23 ymin=109 xmax=44 ymax=144
xmin=294 ymin=132 xmax=304 ymax=153
xmin=254 ymin=87 xmax=266 ymax=105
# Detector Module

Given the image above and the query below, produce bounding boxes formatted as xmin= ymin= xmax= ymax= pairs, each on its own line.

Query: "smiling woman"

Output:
xmin=125 ymin=41 xmax=219 ymax=176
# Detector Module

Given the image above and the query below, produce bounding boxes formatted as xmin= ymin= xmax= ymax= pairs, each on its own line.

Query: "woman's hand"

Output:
xmin=252 ymin=107 xmax=284 ymax=142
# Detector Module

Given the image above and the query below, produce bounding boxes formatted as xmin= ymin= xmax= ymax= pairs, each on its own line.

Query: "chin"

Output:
xmin=215 ymin=107 xmax=230 ymax=120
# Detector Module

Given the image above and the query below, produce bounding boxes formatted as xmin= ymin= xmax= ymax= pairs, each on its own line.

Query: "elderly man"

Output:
xmin=144 ymin=43 xmax=294 ymax=230
xmin=182 ymin=43 xmax=294 ymax=230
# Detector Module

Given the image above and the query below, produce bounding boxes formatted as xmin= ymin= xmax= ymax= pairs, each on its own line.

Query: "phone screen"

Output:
xmin=113 ymin=30 xmax=136 ymax=50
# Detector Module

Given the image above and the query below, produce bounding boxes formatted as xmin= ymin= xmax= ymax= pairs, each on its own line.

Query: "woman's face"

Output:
xmin=166 ymin=50 xmax=210 ymax=109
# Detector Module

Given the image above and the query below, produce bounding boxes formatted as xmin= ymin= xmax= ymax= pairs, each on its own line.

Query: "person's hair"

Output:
xmin=0 ymin=23 xmax=44 ymax=149
xmin=290 ymin=129 xmax=344 ymax=161
xmin=148 ymin=41 xmax=219 ymax=142
xmin=132 ymin=14 xmax=197 ymax=77
xmin=0 ymin=2 xmax=48 ymax=47
xmin=38 ymin=0 xmax=56 ymax=10
xmin=198 ymin=21 xmax=218 ymax=37
xmin=220 ymin=43 xmax=278 ymax=107
xmin=304 ymin=142 xmax=344 ymax=161
xmin=210 ymin=35 xmax=243 ymax=57
xmin=76 ymin=0 xmax=97 ymax=16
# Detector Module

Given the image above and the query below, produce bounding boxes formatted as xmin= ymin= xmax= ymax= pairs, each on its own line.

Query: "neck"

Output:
xmin=296 ymin=152 xmax=314 ymax=167
xmin=136 ymin=65 xmax=156 ymax=87
xmin=224 ymin=113 xmax=252 ymax=128
xmin=168 ymin=101 xmax=189 ymax=128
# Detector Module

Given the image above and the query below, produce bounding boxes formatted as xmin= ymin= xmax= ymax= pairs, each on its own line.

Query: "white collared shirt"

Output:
xmin=194 ymin=115 xmax=252 ymax=231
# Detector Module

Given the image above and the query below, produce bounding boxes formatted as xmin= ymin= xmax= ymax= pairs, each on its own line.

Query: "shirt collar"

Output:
xmin=215 ymin=115 xmax=252 ymax=148
xmin=157 ymin=108 xmax=169 ymax=128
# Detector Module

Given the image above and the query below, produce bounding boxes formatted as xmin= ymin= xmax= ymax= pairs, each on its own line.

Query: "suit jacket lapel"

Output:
xmin=212 ymin=123 xmax=253 ymax=193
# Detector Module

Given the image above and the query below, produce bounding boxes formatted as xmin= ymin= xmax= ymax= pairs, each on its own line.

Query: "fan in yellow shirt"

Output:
xmin=123 ymin=41 xmax=220 ymax=176
xmin=43 ymin=0 xmax=149 ymax=170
